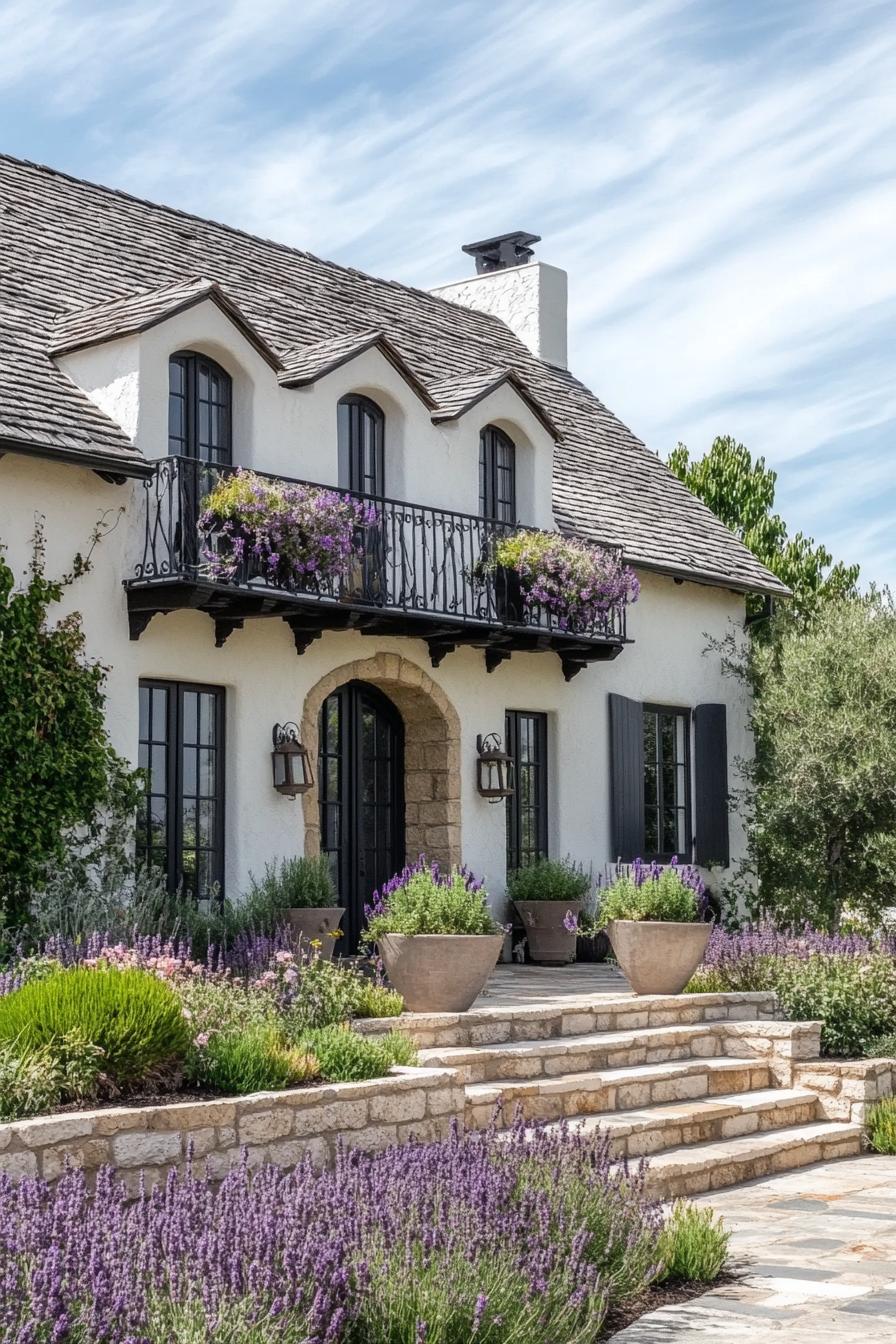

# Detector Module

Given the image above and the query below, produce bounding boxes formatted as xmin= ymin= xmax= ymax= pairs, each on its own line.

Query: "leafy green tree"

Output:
xmin=736 ymin=593 xmax=896 ymax=929
xmin=668 ymin=436 xmax=859 ymax=625
xmin=0 ymin=519 xmax=141 ymax=927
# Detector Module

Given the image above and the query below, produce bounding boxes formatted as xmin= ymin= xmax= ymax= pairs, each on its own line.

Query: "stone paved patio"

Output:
xmin=473 ymin=961 xmax=629 ymax=1008
xmin=610 ymin=1155 xmax=896 ymax=1340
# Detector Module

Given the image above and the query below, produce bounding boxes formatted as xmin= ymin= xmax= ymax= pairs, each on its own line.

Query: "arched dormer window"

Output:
xmin=168 ymin=351 xmax=232 ymax=464
xmin=479 ymin=424 xmax=516 ymax=523
xmin=338 ymin=394 xmax=384 ymax=496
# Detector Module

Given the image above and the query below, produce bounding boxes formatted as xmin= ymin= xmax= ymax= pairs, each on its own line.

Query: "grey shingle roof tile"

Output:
xmin=0 ymin=154 xmax=787 ymax=594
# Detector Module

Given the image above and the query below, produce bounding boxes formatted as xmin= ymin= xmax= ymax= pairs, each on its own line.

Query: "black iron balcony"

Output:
xmin=125 ymin=456 xmax=629 ymax=679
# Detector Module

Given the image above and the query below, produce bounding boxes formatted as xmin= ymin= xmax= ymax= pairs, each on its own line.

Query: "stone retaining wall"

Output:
xmin=0 ymin=1065 xmax=463 ymax=1191
xmin=792 ymin=1058 xmax=896 ymax=1123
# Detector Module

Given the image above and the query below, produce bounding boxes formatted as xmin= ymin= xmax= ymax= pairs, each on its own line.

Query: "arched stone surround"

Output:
xmin=300 ymin=653 xmax=462 ymax=871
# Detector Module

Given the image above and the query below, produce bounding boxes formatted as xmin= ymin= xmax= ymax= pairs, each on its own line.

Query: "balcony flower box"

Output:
xmin=479 ymin=530 xmax=639 ymax=633
xmin=198 ymin=468 xmax=377 ymax=592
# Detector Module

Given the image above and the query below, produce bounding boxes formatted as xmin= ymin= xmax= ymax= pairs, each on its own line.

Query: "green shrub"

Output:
xmin=0 ymin=1042 xmax=61 ymax=1120
xmin=688 ymin=952 xmax=896 ymax=1057
xmin=365 ymin=863 xmax=499 ymax=940
xmin=281 ymin=953 xmax=366 ymax=1029
xmin=246 ymin=855 xmax=337 ymax=914
xmin=597 ymin=870 xmax=698 ymax=928
xmin=656 ymin=1203 xmax=730 ymax=1282
xmin=0 ymin=965 xmax=190 ymax=1088
xmin=867 ymin=1097 xmax=896 ymax=1154
xmin=192 ymin=1024 xmax=319 ymax=1095
xmin=866 ymin=1032 xmax=896 ymax=1059
xmin=299 ymin=1025 xmax=416 ymax=1082
xmin=506 ymin=857 xmax=591 ymax=904
xmin=354 ymin=978 xmax=403 ymax=1019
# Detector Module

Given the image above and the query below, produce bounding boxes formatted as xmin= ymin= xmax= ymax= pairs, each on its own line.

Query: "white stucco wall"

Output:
xmin=0 ymin=452 xmax=750 ymax=912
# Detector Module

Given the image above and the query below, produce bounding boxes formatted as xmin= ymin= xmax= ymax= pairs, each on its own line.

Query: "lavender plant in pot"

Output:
xmin=364 ymin=857 xmax=504 ymax=1012
xmin=508 ymin=858 xmax=591 ymax=965
xmin=246 ymin=856 xmax=343 ymax=959
xmin=597 ymin=859 xmax=710 ymax=995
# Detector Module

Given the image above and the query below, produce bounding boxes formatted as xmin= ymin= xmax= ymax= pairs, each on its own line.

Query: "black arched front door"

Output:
xmin=318 ymin=681 xmax=405 ymax=952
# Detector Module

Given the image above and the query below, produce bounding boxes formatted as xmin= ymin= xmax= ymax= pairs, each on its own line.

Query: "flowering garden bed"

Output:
xmin=0 ymin=1117 xmax=728 ymax=1343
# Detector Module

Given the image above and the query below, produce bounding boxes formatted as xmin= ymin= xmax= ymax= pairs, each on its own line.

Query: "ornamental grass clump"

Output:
xmin=867 ymin=1097 xmax=896 ymax=1154
xmin=483 ymin=529 xmax=639 ymax=632
xmin=199 ymin=467 xmax=376 ymax=589
xmin=0 ymin=1118 xmax=673 ymax=1343
xmin=364 ymin=855 xmax=500 ymax=939
xmin=0 ymin=965 xmax=190 ymax=1089
xmin=597 ymin=858 xmax=707 ymax=928
xmin=296 ymin=1024 xmax=416 ymax=1082
xmin=655 ymin=1202 xmax=730 ymax=1282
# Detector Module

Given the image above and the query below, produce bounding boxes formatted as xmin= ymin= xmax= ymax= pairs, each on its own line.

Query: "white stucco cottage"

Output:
xmin=0 ymin=159 xmax=786 ymax=946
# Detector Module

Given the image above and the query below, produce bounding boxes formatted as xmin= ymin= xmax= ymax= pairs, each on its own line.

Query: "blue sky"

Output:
xmin=1 ymin=0 xmax=893 ymax=581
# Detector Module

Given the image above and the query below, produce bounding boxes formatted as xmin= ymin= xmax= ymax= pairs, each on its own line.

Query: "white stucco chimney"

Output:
xmin=431 ymin=232 xmax=568 ymax=369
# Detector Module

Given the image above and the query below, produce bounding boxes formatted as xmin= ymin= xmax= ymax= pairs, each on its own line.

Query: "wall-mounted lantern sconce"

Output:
xmin=271 ymin=722 xmax=314 ymax=797
xmin=476 ymin=732 xmax=515 ymax=802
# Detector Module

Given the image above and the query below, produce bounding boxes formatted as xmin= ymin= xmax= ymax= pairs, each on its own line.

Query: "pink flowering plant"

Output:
xmin=482 ymin=529 xmax=639 ymax=633
xmin=198 ymin=467 xmax=378 ymax=589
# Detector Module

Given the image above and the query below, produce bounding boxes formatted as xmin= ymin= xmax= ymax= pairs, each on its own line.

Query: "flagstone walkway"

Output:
xmin=610 ymin=1155 xmax=896 ymax=1340
xmin=473 ymin=960 xmax=628 ymax=1008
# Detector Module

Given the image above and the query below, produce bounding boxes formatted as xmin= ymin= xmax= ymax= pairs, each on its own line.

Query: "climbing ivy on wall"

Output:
xmin=0 ymin=517 xmax=141 ymax=929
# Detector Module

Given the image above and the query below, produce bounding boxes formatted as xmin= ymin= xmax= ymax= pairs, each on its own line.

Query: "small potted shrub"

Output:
xmin=247 ymin=856 xmax=344 ymax=959
xmin=507 ymin=857 xmax=591 ymax=965
xmin=363 ymin=857 xmax=504 ymax=1012
xmin=597 ymin=859 xmax=710 ymax=995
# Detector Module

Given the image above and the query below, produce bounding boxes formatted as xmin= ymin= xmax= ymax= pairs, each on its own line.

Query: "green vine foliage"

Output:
xmin=0 ymin=518 xmax=141 ymax=928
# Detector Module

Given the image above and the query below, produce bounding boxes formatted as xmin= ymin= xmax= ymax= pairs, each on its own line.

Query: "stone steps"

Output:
xmin=637 ymin=1120 xmax=864 ymax=1199
xmin=420 ymin=1021 xmax=745 ymax=1084
xmin=543 ymin=1087 xmax=821 ymax=1158
xmin=465 ymin=1055 xmax=773 ymax=1129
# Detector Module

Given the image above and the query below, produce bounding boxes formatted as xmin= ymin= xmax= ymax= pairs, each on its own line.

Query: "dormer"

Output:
xmin=49 ymin=277 xmax=281 ymax=464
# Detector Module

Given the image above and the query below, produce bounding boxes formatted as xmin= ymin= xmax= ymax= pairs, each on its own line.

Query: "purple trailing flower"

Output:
xmin=482 ymin=529 xmax=639 ymax=634
xmin=198 ymin=467 xmax=378 ymax=592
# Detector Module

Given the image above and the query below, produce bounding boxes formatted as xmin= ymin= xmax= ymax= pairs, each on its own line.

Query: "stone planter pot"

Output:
xmin=606 ymin=919 xmax=711 ymax=995
xmin=514 ymin=900 xmax=583 ymax=966
xmin=378 ymin=932 xmax=504 ymax=1012
xmin=286 ymin=906 xmax=344 ymax=959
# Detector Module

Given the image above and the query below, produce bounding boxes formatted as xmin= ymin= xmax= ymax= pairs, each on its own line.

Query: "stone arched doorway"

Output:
xmin=301 ymin=654 xmax=462 ymax=926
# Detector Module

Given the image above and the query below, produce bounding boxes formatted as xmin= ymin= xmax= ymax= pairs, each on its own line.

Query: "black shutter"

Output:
xmin=609 ymin=693 xmax=644 ymax=861
xmin=694 ymin=703 xmax=730 ymax=866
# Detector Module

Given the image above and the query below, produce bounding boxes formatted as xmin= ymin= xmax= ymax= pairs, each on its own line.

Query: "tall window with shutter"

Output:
xmin=609 ymin=694 xmax=729 ymax=865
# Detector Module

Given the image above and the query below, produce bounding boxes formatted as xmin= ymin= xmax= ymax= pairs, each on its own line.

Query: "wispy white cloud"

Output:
xmin=1 ymin=0 xmax=893 ymax=578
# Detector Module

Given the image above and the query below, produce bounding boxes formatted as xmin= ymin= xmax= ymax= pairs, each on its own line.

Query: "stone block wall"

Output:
xmin=0 ymin=1066 xmax=464 ymax=1191
xmin=792 ymin=1058 xmax=896 ymax=1123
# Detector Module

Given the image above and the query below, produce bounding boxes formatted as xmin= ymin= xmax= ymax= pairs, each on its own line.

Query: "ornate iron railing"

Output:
xmin=130 ymin=457 xmax=627 ymax=644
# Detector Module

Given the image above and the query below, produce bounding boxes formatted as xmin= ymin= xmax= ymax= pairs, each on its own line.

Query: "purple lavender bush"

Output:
xmin=0 ymin=1119 xmax=667 ymax=1343
xmin=198 ymin=467 xmax=377 ymax=590
xmin=688 ymin=923 xmax=896 ymax=1056
xmin=364 ymin=855 xmax=499 ymax=940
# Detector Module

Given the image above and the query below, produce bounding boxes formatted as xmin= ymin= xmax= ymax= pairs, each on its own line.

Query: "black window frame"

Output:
xmin=168 ymin=350 xmax=233 ymax=465
xmin=479 ymin=424 xmax=517 ymax=524
xmin=338 ymin=394 xmax=385 ymax=497
xmin=137 ymin=679 xmax=226 ymax=902
xmin=505 ymin=709 xmax=549 ymax=873
xmin=642 ymin=702 xmax=692 ymax=863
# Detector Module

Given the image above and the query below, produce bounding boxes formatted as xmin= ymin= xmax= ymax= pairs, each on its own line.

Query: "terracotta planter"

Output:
xmin=378 ymin=932 xmax=504 ymax=1012
xmin=285 ymin=906 xmax=344 ymax=960
xmin=606 ymin=919 xmax=711 ymax=995
xmin=514 ymin=900 xmax=583 ymax=966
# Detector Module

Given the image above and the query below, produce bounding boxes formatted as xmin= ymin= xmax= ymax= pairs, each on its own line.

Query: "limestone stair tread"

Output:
xmin=466 ymin=1054 xmax=767 ymax=1105
xmin=632 ymin=1119 xmax=864 ymax=1196
xmin=418 ymin=1020 xmax=734 ymax=1069
xmin=561 ymin=1086 xmax=819 ymax=1136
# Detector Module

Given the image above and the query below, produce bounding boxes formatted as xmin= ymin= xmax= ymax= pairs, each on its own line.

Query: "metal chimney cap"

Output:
xmin=461 ymin=231 xmax=541 ymax=274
